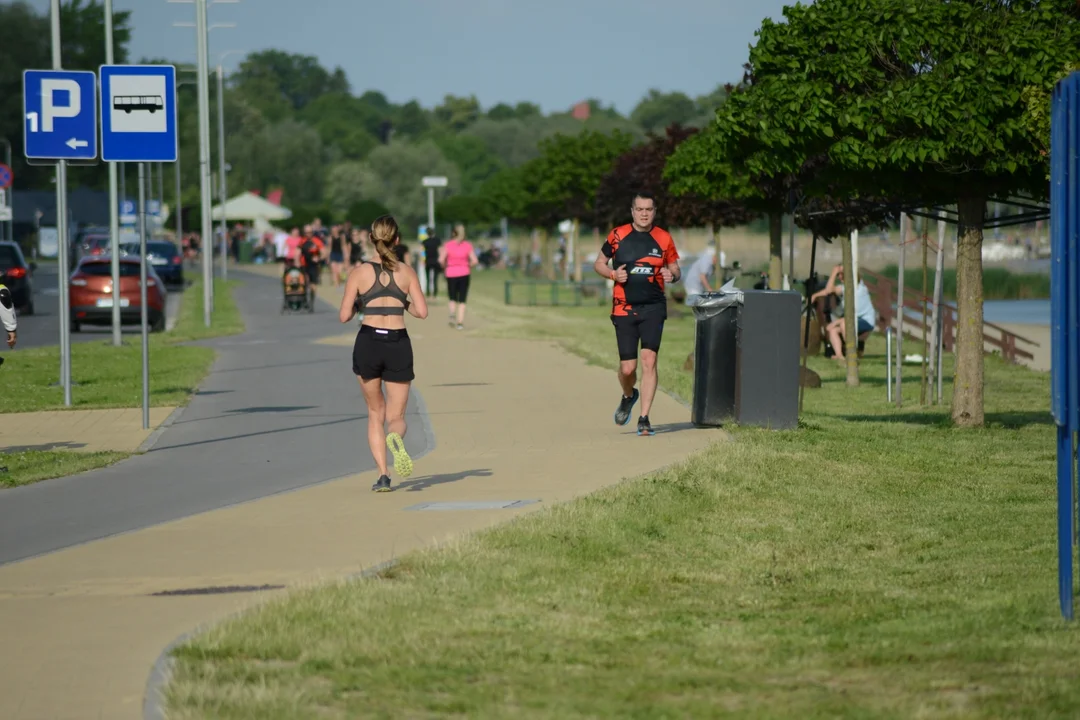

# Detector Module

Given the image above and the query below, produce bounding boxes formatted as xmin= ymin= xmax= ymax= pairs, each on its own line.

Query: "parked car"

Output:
xmin=119 ymin=239 xmax=184 ymax=287
xmin=0 ymin=241 xmax=36 ymax=314
xmin=75 ymin=229 xmax=140 ymax=262
xmin=69 ymin=256 xmax=166 ymax=333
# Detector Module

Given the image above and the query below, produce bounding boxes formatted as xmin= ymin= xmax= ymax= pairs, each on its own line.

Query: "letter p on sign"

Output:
xmin=41 ymin=78 xmax=80 ymax=132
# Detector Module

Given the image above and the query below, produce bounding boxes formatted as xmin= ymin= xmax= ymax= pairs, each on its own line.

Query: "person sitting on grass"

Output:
xmin=809 ymin=264 xmax=877 ymax=362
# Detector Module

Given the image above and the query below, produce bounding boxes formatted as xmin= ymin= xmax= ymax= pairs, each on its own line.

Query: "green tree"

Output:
xmin=479 ymin=165 xmax=533 ymax=226
xmin=434 ymin=94 xmax=481 ymax=131
xmin=394 ymin=100 xmax=430 ymax=139
xmin=299 ymin=93 xmax=380 ymax=161
xmin=234 ymin=50 xmax=349 ymax=114
xmin=533 ymin=129 xmax=635 ymax=280
xmin=361 ymin=140 xmax=461 ymax=229
xmin=431 ymin=133 xmax=506 ymax=195
xmin=712 ymin=0 xmax=1078 ymax=426
xmin=323 ymin=161 xmax=382 ymax=217
xmin=235 ymin=119 xmax=324 ymax=205
xmin=435 ymin=194 xmax=494 ymax=227
xmin=346 ymin=199 xmax=391 ymax=228
xmin=630 ymin=89 xmax=699 ymax=133
xmin=596 ymin=124 xmax=757 ymax=230
xmin=464 ymin=118 xmax=545 ymax=168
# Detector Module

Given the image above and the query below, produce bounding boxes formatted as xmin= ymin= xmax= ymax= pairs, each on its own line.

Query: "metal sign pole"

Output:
xmin=137 ymin=162 xmax=150 ymax=429
xmin=216 ymin=64 xmax=229 ymax=281
xmin=105 ymin=0 xmax=122 ymax=346
xmin=195 ymin=0 xmax=213 ymax=326
xmin=50 ymin=0 xmax=72 ymax=406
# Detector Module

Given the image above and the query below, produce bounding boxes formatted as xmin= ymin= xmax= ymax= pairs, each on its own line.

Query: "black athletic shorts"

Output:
xmin=352 ymin=325 xmax=414 ymax=382
xmin=611 ymin=305 xmax=666 ymax=361
xmin=446 ymin=275 xmax=470 ymax=303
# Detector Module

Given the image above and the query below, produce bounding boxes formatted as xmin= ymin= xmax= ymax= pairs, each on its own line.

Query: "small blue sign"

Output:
xmin=99 ymin=64 xmax=178 ymax=163
xmin=120 ymin=200 xmax=135 ymax=216
xmin=22 ymin=70 xmax=99 ymax=161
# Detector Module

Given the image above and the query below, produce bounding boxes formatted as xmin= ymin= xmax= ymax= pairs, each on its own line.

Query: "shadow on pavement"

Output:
xmin=148 ymin=415 xmax=364 ymax=452
xmin=1 ymin=441 xmax=89 ymax=453
xmin=394 ymin=468 xmax=494 ymax=492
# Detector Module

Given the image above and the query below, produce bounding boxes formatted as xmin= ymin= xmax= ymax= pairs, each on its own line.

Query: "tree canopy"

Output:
xmin=665 ymin=0 xmax=1079 ymax=425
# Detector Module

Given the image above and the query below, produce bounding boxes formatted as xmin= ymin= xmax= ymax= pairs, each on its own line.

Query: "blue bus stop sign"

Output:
xmin=99 ymin=64 xmax=178 ymax=163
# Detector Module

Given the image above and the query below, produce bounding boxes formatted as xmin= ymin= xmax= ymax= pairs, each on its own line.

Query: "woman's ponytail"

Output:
xmin=370 ymin=215 xmax=400 ymax=271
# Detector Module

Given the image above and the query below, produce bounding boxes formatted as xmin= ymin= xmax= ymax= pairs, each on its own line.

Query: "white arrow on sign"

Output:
xmin=65 ymin=138 xmax=88 ymax=149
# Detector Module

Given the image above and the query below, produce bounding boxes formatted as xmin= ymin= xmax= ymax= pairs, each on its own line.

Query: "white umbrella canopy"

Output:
xmin=211 ymin=191 xmax=292 ymax=224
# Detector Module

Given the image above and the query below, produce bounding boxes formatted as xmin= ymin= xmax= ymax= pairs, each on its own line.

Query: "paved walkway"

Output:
xmin=0 ymin=407 xmax=178 ymax=454
xmin=0 ymin=266 xmax=722 ymax=720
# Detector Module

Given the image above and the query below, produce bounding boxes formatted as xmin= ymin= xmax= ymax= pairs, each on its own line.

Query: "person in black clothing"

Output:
xmin=348 ymin=227 xmax=366 ymax=269
xmin=338 ymin=215 xmax=429 ymax=492
xmin=299 ymin=229 xmax=324 ymax=287
xmin=422 ymin=231 xmax=442 ymax=297
xmin=329 ymin=225 xmax=346 ymax=288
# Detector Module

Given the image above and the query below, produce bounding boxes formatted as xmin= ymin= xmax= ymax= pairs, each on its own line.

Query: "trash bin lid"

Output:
xmin=692 ymin=279 xmax=743 ymax=319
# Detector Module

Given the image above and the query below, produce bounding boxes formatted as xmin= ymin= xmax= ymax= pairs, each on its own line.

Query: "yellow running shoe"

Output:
xmin=386 ymin=432 xmax=412 ymax=477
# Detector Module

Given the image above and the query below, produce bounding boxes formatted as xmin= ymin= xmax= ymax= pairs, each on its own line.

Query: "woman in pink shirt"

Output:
xmin=438 ymin=224 xmax=478 ymax=330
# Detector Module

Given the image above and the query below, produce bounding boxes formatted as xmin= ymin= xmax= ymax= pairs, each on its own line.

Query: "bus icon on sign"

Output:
xmin=113 ymin=95 xmax=163 ymax=113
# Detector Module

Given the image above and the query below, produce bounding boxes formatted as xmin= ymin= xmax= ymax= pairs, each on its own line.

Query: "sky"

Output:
xmin=29 ymin=0 xmax=794 ymax=115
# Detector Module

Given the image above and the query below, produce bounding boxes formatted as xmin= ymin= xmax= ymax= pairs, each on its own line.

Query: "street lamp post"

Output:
xmin=174 ymin=75 xmax=195 ymax=257
xmin=170 ymin=0 xmax=237 ymax=325
xmin=215 ymin=50 xmax=242 ymax=281
xmin=104 ymin=0 xmax=124 ymax=344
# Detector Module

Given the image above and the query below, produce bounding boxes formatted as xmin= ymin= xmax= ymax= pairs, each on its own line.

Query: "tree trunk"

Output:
xmin=768 ymin=212 xmax=783 ymax=290
xmin=952 ymin=197 xmax=986 ymax=427
xmin=841 ymin=233 xmax=859 ymax=387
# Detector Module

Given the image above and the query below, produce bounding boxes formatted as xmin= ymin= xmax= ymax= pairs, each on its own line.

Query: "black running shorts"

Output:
xmin=446 ymin=275 xmax=470 ymax=303
xmin=352 ymin=325 xmax=414 ymax=382
xmin=611 ymin=305 xmax=666 ymax=361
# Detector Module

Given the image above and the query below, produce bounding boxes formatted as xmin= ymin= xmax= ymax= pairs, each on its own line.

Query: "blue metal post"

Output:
xmin=1051 ymin=72 xmax=1080 ymax=620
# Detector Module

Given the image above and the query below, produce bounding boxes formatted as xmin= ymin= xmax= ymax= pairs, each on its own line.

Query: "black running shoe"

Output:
xmin=637 ymin=415 xmax=655 ymax=436
xmin=371 ymin=475 xmax=392 ymax=492
xmin=614 ymin=388 xmax=639 ymax=426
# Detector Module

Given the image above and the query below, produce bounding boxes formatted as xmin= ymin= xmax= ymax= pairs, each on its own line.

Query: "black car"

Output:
xmin=0 ymin=241 xmax=36 ymax=314
xmin=120 ymin=240 xmax=184 ymax=287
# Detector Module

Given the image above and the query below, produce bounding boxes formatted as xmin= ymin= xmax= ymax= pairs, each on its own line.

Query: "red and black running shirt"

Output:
xmin=602 ymin=224 xmax=680 ymax=317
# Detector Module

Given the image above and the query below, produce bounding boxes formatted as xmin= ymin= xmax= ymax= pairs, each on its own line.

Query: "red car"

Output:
xmin=69 ymin=256 xmax=167 ymax=333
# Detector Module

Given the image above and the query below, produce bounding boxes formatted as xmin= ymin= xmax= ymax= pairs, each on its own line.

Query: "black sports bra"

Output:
xmin=358 ymin=262 xmax=408 ymax=315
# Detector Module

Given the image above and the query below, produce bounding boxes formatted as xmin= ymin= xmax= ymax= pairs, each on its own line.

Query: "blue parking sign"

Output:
xmin=23 ymin=70 xmax=99 ymax=161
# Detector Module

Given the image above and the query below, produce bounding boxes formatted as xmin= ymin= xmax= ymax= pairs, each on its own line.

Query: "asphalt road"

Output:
xmin=0 ymin=269 xmax=433 ymax=566
xmin=14 ymin=262 xmax=183 ymax=349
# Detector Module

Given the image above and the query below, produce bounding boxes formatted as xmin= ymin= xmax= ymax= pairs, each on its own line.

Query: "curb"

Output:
xmin=141 ymin=388 xmax=437 ymax=719
xmin=135 ymin=405 xmax=186 ymax=454
xmin=142 ymin=560 xmax=399 ymax=720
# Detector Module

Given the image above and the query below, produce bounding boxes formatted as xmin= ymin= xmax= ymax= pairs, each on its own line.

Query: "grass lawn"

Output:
xmin=1 ymin=276 xmax=243 ymax=413
xmin=0 ymin=449 xmax=129 ymax=488
xmin=0 ymin=276 xmax=244 ymax=488
xmin=166 ymin=270 xmax=1073 ymax=719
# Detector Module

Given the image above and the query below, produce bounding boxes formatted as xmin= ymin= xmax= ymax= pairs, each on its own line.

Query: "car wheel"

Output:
xmin=71 ymin=321 xmax=81 ymax=333
xmin=151 ymin=313 xmax=166 ymax=333
xmin=22 ymin=300 xmax=34 ymax=316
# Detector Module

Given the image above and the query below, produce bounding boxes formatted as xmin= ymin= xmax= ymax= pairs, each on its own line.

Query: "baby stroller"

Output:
xmin=281 ymin=259 xmax=314 ymax=313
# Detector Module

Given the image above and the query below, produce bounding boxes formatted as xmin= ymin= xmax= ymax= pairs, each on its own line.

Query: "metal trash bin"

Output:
xmin=690 ymin=286 xmax=802 ymax=430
